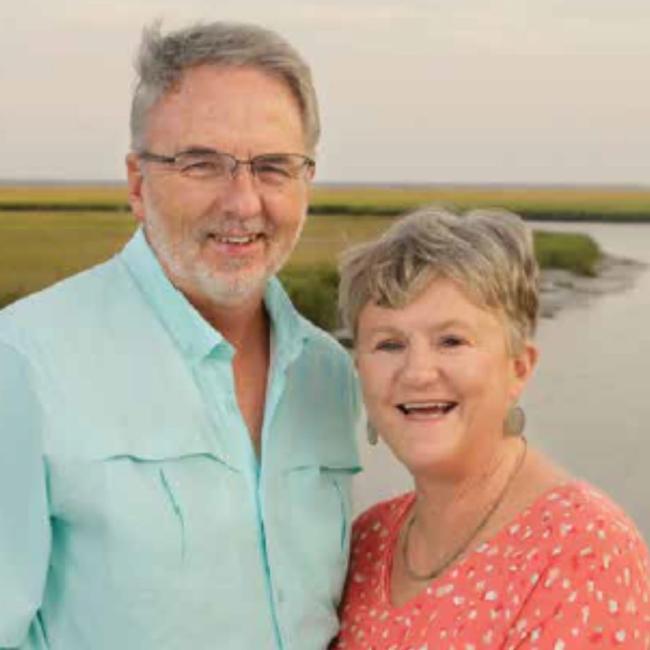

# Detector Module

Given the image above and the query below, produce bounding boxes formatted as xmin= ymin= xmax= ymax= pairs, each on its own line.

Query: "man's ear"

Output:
xmin=126 ymin=153 xmax=146 ymax=223
xmin=510 ymin=341 xmax=539 ymax=401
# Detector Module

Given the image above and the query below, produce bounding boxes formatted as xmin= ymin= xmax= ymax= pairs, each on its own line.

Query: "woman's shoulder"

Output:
xmin=505 ymin=481 xmax=650 ymax=647
xmin=527 ymin=480 xmax=646 ymax=548
xmin=515 ymin=479 xmax=650 ymax=588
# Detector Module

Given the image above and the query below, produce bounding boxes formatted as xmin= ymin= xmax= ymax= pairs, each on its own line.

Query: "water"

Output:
xmin=352 ymin=222 xmax=650 ymax=543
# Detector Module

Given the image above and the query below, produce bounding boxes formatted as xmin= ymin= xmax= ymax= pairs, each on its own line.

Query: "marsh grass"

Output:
xmin=534 ymin=230 xmax=600 ymax=277
xmin=310 ymin=185 xmax=650 ymax=220
xmin=0 ymin=209 xmax=601 ymax=330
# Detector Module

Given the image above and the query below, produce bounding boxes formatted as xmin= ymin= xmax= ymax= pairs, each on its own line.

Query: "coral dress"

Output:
xmin=333 ymin=482 xmax=650 ymax=649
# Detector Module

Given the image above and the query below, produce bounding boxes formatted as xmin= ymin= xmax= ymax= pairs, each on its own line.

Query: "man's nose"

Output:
xmin=219 ymin=163 xmax=263 ymax=218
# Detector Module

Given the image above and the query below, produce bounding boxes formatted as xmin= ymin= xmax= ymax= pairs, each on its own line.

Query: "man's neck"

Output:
xmin=188 ymin=289 xmax=271 ymax=454
xmin=189 ymin=289 xmax=270 ymax=352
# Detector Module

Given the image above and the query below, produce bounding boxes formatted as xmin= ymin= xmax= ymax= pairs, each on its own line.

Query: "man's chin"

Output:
xmin=189 ymin=268 xmax=271 ymax=308
xmin=157 ymin=241 xmax=283 ymax=309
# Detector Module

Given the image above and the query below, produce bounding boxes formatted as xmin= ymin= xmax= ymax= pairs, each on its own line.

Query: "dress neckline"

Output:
xmin=380 ymin=479 xmax=587 ymax=611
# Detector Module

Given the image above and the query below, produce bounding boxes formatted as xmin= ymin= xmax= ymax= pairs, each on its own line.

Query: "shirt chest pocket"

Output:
xmin=278 ymin=462 xmax=361 ymax=602
xmin=287 ymin=464 xmax=358 ymax=549
xmin=48 ymin=448 xmax=247 ymax=582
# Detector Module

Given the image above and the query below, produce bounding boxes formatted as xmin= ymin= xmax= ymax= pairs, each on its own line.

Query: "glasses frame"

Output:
xmin=137 ymin=148 xmax=315 ymax=185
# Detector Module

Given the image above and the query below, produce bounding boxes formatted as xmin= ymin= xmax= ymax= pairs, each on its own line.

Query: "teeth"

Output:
xmin=403 ymin=401 xmax=449 ymax=409
xmin=218 ymin=234 xmax=258 ymax=244
xmin=399 ymin=401 xmax=456 ymax=415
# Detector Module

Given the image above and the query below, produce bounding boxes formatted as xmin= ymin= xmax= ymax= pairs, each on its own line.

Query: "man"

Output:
xmin=0 ymin=22 xmax=361 ymax=650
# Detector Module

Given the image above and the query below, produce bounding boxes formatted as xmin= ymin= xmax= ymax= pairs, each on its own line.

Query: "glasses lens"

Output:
xmin=252 ymin=154 xmax=310 ymax=185
xmin=176 ymin=152 xmax=232 ymax=178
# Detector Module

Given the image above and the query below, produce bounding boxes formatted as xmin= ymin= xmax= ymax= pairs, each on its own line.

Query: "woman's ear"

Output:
xmin=510 ymin=341 xmax=539 ymax=400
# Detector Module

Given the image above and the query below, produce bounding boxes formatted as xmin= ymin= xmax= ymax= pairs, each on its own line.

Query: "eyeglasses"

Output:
xmin=137 ymin=148 xmax=315 ymax=187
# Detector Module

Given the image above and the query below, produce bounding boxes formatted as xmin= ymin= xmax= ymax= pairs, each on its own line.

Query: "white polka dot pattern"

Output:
xmin=332 ymin=482 xmax=650 ymax=649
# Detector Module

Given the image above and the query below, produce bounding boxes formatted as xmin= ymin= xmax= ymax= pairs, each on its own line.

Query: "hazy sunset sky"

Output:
xmin=3 ymin=0 xmax=649 ymax=184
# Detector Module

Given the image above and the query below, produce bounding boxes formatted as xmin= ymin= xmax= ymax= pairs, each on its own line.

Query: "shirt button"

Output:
xmin=277 ymin=589 xmax=285 ymax=604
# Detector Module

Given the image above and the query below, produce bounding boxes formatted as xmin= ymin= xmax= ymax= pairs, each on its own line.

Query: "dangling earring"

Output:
xmin=504 ymin=405 xmax=525 ymax=437
xmin=366 ymin=421 xmax=379 ymax=446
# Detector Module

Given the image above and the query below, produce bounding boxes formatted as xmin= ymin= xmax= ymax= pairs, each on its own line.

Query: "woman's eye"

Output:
xmin=374 ymin=340 xmax=404 ymax=352
xmin=440 ymin=335 xmax=465 ymax=348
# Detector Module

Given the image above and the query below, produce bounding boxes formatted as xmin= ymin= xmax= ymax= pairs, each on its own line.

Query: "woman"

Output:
xmin=333 ymin=207 xmax=650 ymax=649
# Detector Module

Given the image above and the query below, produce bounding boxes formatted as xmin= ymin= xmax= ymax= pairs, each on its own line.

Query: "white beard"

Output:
xmin=141 ymin=203 xmax=302 ymax=308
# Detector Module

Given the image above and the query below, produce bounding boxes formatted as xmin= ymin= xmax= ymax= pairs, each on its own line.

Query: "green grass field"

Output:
xmin=2 ymin=183 xmax=650 ymax=221
xmin=311 ymin=185 xmax=650 ymax=221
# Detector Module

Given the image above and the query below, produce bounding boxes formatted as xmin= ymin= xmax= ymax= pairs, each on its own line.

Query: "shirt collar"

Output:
xmin=120 ymin=228 xmax=311 ymax=362
xmin=264 ymin=272 xmax=312 ymax=369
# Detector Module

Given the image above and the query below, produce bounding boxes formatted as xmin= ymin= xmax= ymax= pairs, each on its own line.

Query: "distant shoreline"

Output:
xmin=2 ymin=179 xmax=650 ymax=191
xmin=3 ymin=204 xmax=650 ymax=224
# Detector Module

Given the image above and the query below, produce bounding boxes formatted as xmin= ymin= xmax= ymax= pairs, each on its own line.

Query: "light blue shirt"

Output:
xmin=0 ymin=230 xmax=361 ymax=650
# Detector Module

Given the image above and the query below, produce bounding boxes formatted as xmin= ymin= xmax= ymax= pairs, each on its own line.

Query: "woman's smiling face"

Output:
xmin=355 ymin=277 xmax=537 ymax=478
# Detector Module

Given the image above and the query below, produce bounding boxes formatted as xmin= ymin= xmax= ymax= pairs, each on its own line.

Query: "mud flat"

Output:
xmin=539 ymin=255 xmax=646 ymax=318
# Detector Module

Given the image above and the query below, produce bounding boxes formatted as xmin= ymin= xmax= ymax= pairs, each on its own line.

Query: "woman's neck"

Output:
xmin=408 ymin=436 xmax=527 ymax=570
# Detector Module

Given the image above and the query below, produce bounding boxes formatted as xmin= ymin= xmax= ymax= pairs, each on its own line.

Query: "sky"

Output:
xmin=2 ymin=0 xmax=649 ymax=185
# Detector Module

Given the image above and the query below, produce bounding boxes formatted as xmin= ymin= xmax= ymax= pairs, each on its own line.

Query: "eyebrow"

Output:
xmin=431 ymin=319 xmax=474 ymax=332
xmin=362 ymin=325 xmax=402 ymax=337
xmin=178 ymin=146 xmax=221 ymax=156
xmin=363 ymin=319 xmax=474 ymax=337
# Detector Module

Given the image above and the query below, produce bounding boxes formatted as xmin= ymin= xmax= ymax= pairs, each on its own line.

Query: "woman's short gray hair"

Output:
xmin=130 ymin=21 xmax=320 ymax=153
xmin=338 ymin=206 xmax=539 ymax=353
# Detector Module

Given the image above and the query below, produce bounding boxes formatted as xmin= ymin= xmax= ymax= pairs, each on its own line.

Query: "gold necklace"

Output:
xmin=402 ymin=437 xmax=528 ymax=582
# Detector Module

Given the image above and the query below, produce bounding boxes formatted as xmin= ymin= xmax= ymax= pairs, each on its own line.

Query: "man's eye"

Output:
xmin=255 ymin=161 xmax=292 ymax=179
xmin=180 ymin=158 xmax=226 ymax=176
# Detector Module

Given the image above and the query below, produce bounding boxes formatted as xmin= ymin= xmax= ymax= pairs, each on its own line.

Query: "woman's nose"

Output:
xmin=400 ymin=348 xmax=440 ymax=386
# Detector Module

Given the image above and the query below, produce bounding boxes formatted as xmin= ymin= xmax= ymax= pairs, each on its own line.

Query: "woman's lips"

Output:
xmin=396 ymin=401 xmax=458 ymax=418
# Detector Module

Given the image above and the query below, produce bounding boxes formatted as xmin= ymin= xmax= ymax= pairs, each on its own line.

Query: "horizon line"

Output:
xmin=2 ymin=179 xmax=650 ymax=191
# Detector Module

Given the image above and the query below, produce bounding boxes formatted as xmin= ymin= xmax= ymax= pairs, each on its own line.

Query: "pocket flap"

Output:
xmin=76 ymin=424 xmax=239 ymax=471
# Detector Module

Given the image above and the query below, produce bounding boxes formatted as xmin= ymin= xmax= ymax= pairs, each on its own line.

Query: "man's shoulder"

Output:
xmin=294 ymin=321 xmax=357 ymax=386
xmin=0 ymin=255 xmax=129 ymax=345
xmin=268 ymin=276 xmax=352 ymax=368
xmin=302 ymin=318 xmax=350 ymax=356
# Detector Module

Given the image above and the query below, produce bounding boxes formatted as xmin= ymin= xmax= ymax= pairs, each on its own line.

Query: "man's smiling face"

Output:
xmin=127 ymin=64 xmax=313 ymax=308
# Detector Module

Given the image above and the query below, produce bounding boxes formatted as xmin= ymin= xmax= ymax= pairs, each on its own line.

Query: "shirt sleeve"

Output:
xmin=506 ymin=524 xmax=650 ymax=649
xmin=0 ymin=342 xmax=51 ymax=649
xmin=347 ymin=358 xmax=365 ymax=454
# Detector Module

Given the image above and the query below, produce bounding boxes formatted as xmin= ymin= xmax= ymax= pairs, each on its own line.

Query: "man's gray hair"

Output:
xmin=130 ymin=21 xmax=320 ymax=153
xmin=338 ymin=206 xmax=540 ymax=353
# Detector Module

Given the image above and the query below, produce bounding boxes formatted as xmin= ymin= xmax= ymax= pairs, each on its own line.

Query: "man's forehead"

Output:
xmin=161 ymin=64 xmax=292 ymax=105
xmin=143 ymin=64 xmax=308 ymax=153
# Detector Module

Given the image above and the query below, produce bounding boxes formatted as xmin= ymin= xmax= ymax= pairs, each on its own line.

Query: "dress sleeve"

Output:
xmin=506 ymin=521 xmax=650 ymax=649
xmin=0 ymin=342 xmax=51 ymax=649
